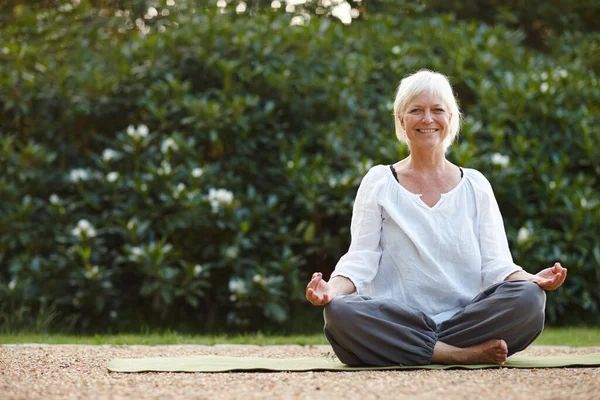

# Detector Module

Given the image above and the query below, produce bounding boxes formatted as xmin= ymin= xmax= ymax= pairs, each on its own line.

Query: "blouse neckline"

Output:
xmin=388 ymin=165 xmax=466 ymax=210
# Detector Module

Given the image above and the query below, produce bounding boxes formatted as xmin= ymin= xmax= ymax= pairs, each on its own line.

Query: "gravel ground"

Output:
xmin=1 ymin=344 xmax=599 ymax=400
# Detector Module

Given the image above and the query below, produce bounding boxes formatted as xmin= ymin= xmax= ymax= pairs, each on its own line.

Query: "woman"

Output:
xmin=306 ymin=70 xmax=567 ymax=367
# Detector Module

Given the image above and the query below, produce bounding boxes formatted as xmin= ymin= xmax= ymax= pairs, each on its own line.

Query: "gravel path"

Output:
xmin=1 ymin=344 xmax=599 ymax=399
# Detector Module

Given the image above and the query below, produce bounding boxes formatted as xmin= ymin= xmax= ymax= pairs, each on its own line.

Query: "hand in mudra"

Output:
xmin=306 ymin=272 xmax=337 ymax=306
xmin=532 ymin=262 xmax=567 ymax=291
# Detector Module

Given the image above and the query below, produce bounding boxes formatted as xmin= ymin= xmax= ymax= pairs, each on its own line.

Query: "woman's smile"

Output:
xmin=416 ymin=128 xmax=439 ymax=133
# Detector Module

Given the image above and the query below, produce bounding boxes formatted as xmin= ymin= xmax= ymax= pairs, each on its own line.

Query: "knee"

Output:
xmin=517 ymin=280 xmax=546 ymax=309
xmin=513 ymin=281 xmax=546 ymax=328
xmin=323 ymin=296 xmax=356 ymax=330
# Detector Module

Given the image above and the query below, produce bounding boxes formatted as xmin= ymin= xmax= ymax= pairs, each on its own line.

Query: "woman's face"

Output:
xmin=399 ymin=92 xmax=452 ymax=150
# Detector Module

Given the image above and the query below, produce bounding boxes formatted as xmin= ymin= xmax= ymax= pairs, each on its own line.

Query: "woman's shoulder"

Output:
xmin=355 ymin=164 xmax=391 ymax=193
xmin=463 ymin=168 xmax=494 ymax=192
xmin=361 ymin=164 xmax=391 ymax=182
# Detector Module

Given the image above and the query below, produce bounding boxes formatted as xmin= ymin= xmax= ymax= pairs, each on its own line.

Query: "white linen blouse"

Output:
xmin=330 ymin=164 xmax=522 ymax=324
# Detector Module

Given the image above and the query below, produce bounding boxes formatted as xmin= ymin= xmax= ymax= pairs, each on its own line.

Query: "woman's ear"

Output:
xmin=397 ymin=113 xmax=404 ymax=128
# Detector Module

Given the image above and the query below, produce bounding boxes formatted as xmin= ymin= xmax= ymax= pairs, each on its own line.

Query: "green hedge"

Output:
xmin=1 ymin=1 xmax=599 ymax=332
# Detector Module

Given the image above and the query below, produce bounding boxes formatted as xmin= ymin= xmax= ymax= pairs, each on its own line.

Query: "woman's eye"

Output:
xmin=410 ymin=109 xmax=421 ymax=113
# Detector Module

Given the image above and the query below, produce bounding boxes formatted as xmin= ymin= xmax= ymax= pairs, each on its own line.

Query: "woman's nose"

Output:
xmin=422 ymin=111 xmax=433 ymax=123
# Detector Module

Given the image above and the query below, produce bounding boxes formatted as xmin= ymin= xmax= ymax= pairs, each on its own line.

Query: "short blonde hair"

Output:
xmin=393 ymin=69 xmax=462 ymax=150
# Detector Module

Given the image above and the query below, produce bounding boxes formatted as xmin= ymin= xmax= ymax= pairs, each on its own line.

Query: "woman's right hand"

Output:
xmin=306 ymin=272 xmax=336 ymax=306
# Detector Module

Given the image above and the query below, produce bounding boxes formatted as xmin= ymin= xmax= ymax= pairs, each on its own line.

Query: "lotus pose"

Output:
xmin=306 ymin=70 xmax=567 ymax=367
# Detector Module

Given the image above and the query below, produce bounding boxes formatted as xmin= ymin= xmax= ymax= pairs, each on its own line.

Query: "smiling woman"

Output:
xmin=305 ymin=69 xmax=568 ymax=367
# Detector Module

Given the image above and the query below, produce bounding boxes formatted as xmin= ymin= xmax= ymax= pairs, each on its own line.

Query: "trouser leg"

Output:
xmin=438 ymin=280 xmax=546 ymax=356
xmin=323 ymin=295 xmax=438 ymax=366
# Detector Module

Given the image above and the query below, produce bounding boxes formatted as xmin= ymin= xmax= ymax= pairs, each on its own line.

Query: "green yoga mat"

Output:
xmin=107 ymin=353 xmax=600 ymax=373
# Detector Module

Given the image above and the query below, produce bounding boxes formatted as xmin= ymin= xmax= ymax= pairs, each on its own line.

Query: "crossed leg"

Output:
xmin=323 ymin=280 xmax=546 ymax=366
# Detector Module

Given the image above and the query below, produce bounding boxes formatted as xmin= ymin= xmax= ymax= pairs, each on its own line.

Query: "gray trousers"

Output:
xmin=323 ymin=280 xmax=546 ymax=366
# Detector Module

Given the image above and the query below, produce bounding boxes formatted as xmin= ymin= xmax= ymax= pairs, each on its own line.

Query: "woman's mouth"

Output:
xmin=416 ymin=129 xmax=438 ymax=133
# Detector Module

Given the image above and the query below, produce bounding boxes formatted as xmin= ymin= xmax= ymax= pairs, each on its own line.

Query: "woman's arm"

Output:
xmin=306 ymin=166 xmax=386 ymax=306
xmin=474 ymin=171 xmax=523 ymax=287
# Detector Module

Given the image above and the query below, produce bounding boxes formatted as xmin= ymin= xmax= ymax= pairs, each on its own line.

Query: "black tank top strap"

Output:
xmin=389 ymin=165 xmax=399 ymax=182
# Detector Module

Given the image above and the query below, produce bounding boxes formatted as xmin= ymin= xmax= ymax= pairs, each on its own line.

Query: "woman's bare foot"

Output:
xmin=431 ymin=339 xmax=508 ymax=365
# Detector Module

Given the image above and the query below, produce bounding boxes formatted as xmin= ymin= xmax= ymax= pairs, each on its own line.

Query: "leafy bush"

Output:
xmin=0 ymin=1 xmax=598 ymax=332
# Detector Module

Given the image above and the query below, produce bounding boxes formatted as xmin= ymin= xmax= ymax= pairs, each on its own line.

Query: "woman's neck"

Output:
xmin=405 ymin=148 xmax=448 ymax=174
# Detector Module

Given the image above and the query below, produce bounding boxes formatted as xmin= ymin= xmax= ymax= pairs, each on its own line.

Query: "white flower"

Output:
xmin=127 ymin=218 xmax=139 ymax=231
xmin=225 ymin=246 xmax=238 ymax=259
xmin=228 ymin=277 xmax=248 ymax=295
xmin=517 ymin=227 xmax=530 ymax=244
xmin=173 ymin=183 xmax=186 ymax=198
xmin=161 ymin=138 xmax=179 ymax=154
xmin=58 ymin=3 xmax=73 ymax=12
xmin=252 ymin=274 xmax=265 ymax=285
xmin=193 ymin=264 xmax=203 ymax=276
xmin=491 ymin=153 xmax=510 ymax=168
xmin=137 ymin=125 xmax=149 ymax=137
xmin=331 ymin=1 xmax=352 ymax=24
xmin=287 ymin=161 xmax=294 ymax=169
xmin=581 ymin=198 xmax=589 ymax=209
xmin=102 ymin=148 xmax=119 ymax=162
xmin=540 ymin=82 xmax=549 ymax=93
xmin=192 ymin=168 xmax=204 ymax=178
xmin=158 ymin=160 xmax=172 ymax=175
xmin=290 ymin=16 xmax=304 ymax=26
xmin=49 ymin=194 xmax=61 ymax=205
xmin=236 ymin=2 xmax=247 ymax=13
xmin=8 ymin=280 xmax=17 ymax=291
xmin=72 ymin=219 xmax=97 ymax=239
xmin=146 ymin=6 xmax=158 ymax=18
xmin=229 ymin=294 xmax=237 ymax=302
xmin=392 ymin=45 xmax=401 ymax=55
xmin=85 ymin=265 xmax=100 ymax=279
xmin=106 ymin=172 xmax=119 ymax=183
xmin=208 ymin=188 xmax=234 ymax=213
xmin=131 ymin=247 xmax=143 ymax=257
xmin=549 ymin=181 xmax=556 ymax=189
xmin=140 ymin=183 xmax=148 ymax=192
xmin=69 ymin=168 xmax=90 ymax=182
xmin=127 ymin=124 xmax=149 ymax=140
xmin=110 ymin=310 xmax=118 ymax=319
xmin=558 ymin=68 xmax=568 ymax=78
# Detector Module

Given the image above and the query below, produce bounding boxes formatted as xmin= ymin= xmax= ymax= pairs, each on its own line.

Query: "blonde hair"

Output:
xmin=393 ymin=69 xmax=462 ymax=150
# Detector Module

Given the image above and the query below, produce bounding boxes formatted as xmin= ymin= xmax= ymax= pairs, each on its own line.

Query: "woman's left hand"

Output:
xmin=532 ymin=262 xmax=567 ymax=291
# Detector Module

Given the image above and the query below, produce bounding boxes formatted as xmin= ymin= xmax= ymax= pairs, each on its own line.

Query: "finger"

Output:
xmin=306 ymin=287 xmax=314 ymax=302
xmin=307 ymin=288 xmax=319 ymax=303
xmin=534 ymin=277 xmax=553 ymax=290
xmin=557 ymin=269 xmax=567 ymax=286
xmin=307 ymin=289 xmax=323 ymax=305
xmin=307 ymin=275 xmax=321 ymax=291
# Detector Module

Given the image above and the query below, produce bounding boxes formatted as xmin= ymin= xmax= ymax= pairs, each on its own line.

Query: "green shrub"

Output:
xmin=0 ymin=1 xmax=598 ymax=332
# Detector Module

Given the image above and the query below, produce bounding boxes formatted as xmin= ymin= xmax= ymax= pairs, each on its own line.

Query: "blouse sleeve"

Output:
xmin=330 ymin=166 xmax=385 ymax=294
xmin=472 ymin=170 xmax=523 ymax=287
